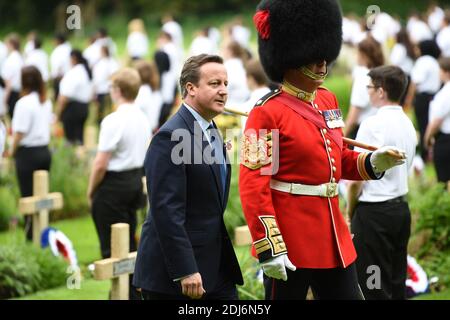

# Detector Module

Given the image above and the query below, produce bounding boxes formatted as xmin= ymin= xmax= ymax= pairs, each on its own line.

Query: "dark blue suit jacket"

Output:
xmin=133 ymin=105 xmax=243 ymax=295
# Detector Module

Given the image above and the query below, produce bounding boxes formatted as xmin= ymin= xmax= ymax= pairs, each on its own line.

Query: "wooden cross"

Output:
xmin=75 ymin=126 xmax=98 ymax=159
xmin=18 ymin=170 xmax=63 ymax=246
xmin=93 ymin=223 xmax=137 ymax=300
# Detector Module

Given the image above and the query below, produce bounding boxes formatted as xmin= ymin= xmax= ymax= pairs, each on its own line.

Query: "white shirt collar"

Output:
xmin=184 ymin=102 xmax=212 ymax=133
xmin=116 ymin=102 xmax=137 ymax=112
xmin=376 ymin=105 xmax=403 ymax=114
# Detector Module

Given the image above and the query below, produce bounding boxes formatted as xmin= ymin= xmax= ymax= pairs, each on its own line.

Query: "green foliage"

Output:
xmin=49 ymin=140 xmax=90 ymax=220
xmin=410 ymin=183 xmax=450 ymax=254
xmin=0 ymin=164 xmax=20 ymax=232
xmin=0 ymin=244 xmax=67 ymax=299
xmin=235 ymin=246 xmax=264 ymax=300
xmin=224 ymin=161 xmax=247 ymax=239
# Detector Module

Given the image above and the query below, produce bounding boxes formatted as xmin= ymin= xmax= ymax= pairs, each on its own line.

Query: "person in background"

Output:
xmin=25 ymin=36 xmax=49 ymax=83
xmin=11 ymin=66 xmax=52 ymax=241
xmin=135 ymin=60 xmax=163 ymax=134
xmin=50 ymin=33 xmax=72 ymax=101
xmin=424 ymin=57 xmax=450 ymax=186
xmin=93 ymin=45 xmax=119 ymax=125
xmin=1 ymin=33 xmax=24 ymax=120
xmin=87 ymin=68 xmax=150 ymax=300
xmin=405 ymin=39 xmax=441 ymax=161
xmin=57 ymin=49 xmax=93 ymax=145
xmin=345 ymin=36 xmax=385 ymax=139
xmin=127 ymin=19 xmax=149 ymax=61
xmin=347 ymin=66 xmax=417 ymax=300
xmin=223 ymin=41 xmax=250 ymax=107
xmin=436 ymin=10 xmax=450 ymax=58
xmin=237 ymin=59 xmax=271 ymax=130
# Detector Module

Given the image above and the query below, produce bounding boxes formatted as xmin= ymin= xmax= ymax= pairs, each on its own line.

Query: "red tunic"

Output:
xmin=239 ymin=87 xmax=377 ymax=269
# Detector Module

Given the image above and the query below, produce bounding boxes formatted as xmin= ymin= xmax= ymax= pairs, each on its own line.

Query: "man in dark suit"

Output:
xmin=133 ymin=54 xmax=243 ymax=300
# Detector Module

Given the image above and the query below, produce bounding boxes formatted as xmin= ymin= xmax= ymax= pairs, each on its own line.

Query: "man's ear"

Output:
xmin=186 ymin=82 xmax=196 ymax=97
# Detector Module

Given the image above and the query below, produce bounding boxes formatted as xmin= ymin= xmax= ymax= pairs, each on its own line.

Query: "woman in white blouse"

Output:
xmin=424 ymin=57 xmax=450 ymax=184
xmin=57 ymin=49 xmax=93 ymax=144
xmin=11 ymin=66 xmax=52 ymax=241
xmin=134 ymin=60 xmax=163 ymax=134
xmin=127 ymin=19 xmax=149 ymax=61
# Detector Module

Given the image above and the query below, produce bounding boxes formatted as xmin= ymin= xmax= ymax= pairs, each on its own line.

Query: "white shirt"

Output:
xmin=93 ymin=57 xmax=119 ymax=95
xmin=25 ymin=49 xmax=49 ymax=82
xmin=135 ymin=84 xmax=163 ymax=132
xmin=429 ymin=82 xmax=450 ymax=134
xmin=12 ymin=92 xmax=52 ymax=147
xmin=162 ymin=21 xmax=184 ymax=52
xmin=50 ymin=42 xmax=72 ymax=79
xmin=224 ymin=58 xmax=250 ymax=106
xmin=407 ymin=18 xmax=433 ymax=44
xmin=127 ymin=32 xmax=149 ymax=58
xmin=0 ymin=119 xmax=5 ymax=156
xmin=389 ymin=43 xmax=413 ymax=75
xmin=436 ymin=26 xmax=450 ymax=58
xmin=188 ymin=36 xmax=215 ymax=57
xmin=0 ymin=41 xmax=7 ymax=71
xmin=350 ymin=65 xmax=377 ymax=124
xmin=1 ymin=51 xmax=24 ymax=91
xmin=232 ymin=25 xmax=251 ymax=49
xmin=411 ymin=55 xmax=441 ymax=94
xmin=428 ymin=6 xmax=445 ymax=34
xmin=356 ymin=106 xmax=417 ymax=202
xmin=98 ymin=103 xmax=151 ymax=171
xmin=59 ymin=64 xmax=93 ymax=103
xmin=184 ymin=103 xmax=212 ymax=142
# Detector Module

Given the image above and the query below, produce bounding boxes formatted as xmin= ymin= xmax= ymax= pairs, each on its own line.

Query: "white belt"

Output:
xmin=270 ymin=179 xmax=339 ymax=197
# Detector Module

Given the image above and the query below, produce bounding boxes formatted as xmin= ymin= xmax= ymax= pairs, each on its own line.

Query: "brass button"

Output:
xmin=328 ymin=147 xmax=332 ymax=152
xmin=331 ymin=158 xmax=335 ymax=163
xmin=332 ymin=177 xmax=336 ymax=183
xmin=322 ymin=128 xmax=327 ymax=134
xmin=326 ymin=139 xmax=331 ymax=145
xmin=332 ymin=166 xmax=337 ymax=172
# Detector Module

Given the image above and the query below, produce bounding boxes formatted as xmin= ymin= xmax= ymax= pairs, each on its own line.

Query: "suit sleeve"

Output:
xmin=145 ymin=130 xmax=198 ymax=280
xmin=239 ymin=107 xmax=287 ymax=263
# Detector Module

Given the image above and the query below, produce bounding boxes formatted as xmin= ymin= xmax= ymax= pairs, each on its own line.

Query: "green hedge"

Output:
xmin=0 ymin=244 xmax=68 ymax=299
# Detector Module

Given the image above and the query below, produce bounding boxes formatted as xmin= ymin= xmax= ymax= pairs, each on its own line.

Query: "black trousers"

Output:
xmin=7 ymin=90 xmax=20 ymax=119
xmin=351 ymin=198 xmax=411 ymax=300
xmin=14 ymin=146 xmax=52 ymax=241
xmin=91 ymin=168 xmax=145 ymax=300
xmin=264 ymin=263 xmax=363 ymax=300
xmin=414 ymin=92 xmax=435 ymax=161
xmin=433 ymin=132 xmax=450 ymax=183
xmin=61 ymin=100 xmax=89 ymax=144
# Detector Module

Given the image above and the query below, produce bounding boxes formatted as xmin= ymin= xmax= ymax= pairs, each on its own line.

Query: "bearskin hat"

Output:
xmin=254 ymin=0 xmax=343 ymax=82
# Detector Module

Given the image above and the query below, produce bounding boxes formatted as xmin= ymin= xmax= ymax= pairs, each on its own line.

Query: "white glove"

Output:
xmin=370 ymin=146 xmax=406 ymax=174
xmin=260 ymin=254 xmax=296 ymax=281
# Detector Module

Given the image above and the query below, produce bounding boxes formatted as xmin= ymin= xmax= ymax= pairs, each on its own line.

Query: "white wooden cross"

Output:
xmin=19 ymin=170 xmax=63 ymax=246
xmin=93 ymin=223 xmax=137 ymax=300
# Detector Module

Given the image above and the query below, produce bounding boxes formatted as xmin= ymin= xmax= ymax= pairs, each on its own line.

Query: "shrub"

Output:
xmin=0 ymin=170 xmax=20 ymax=232
xmin=409 ymin=183 xmax=450 ymax=254
xmin=49 ymin=139 xmax=90 ymax=220
xmin=0 ymin=244 xmax=68 ymax=299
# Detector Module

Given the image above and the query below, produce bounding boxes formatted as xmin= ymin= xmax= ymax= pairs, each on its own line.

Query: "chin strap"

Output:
xmin=299 ymin=66 xmax=328 ymax=81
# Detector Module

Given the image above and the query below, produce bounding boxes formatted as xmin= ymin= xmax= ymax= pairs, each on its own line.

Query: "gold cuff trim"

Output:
xmin=241 ymin=131 xmax=272 ymax=170
xmin=357 ymin=153 xmax=371 ymax=180
xmin=253 ymin=216 xmax=287 ymax=256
